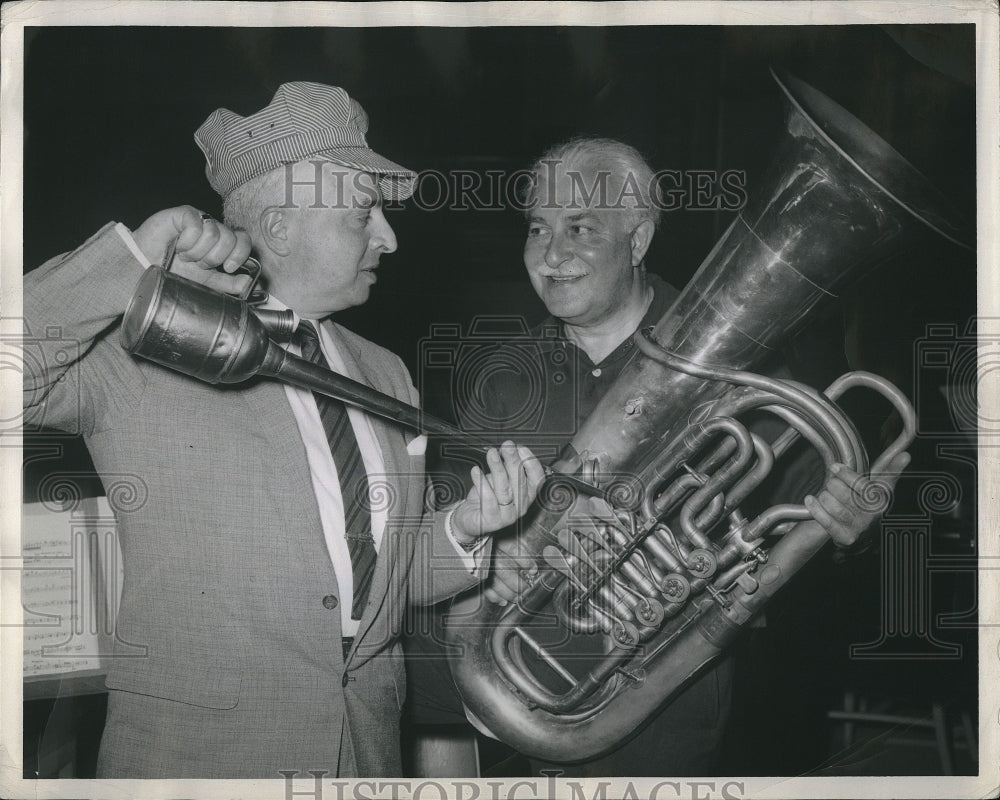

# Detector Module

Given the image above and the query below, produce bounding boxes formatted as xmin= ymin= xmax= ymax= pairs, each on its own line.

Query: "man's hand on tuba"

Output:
xmin=804 ymin=451 xmax=911 ymax=548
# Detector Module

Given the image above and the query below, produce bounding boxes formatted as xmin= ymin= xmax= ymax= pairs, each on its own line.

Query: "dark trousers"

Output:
xmin=528 ymin=657 xmax=733 ymax=777
xmin=401 ymin=605 xmax=733 ymax=777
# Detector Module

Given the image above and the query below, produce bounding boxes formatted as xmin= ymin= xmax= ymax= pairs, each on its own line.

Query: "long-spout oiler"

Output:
xmin=121 ymin=268 xmax=470 ymax=441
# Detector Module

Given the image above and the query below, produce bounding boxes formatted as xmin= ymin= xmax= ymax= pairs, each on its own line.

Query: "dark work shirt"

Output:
xmin=461 ymin=273 xmax=680 ymax=466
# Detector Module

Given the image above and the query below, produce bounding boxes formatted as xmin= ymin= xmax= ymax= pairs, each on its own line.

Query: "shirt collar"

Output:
xmin=259 ymin=293 xmax=296 ymax=318
xmin=543 ymin=273 xmax=679 ymax=368
xmin=258 ymin=294 xmax=334 ymax=335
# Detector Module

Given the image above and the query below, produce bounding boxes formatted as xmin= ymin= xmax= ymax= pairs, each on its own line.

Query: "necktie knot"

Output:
xmin=294 ymin=321 xmax=323 ymax=363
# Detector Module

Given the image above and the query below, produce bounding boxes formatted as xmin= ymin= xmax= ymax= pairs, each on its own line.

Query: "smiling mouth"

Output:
xmin=548 ymin=275 xmax=585 ymax=283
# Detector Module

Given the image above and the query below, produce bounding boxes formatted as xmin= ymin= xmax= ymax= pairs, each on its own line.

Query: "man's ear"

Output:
xmin=630 ymin=219 xmax=655 ymax=266
xmin=259 ymin=207 xmax=291 ymax=257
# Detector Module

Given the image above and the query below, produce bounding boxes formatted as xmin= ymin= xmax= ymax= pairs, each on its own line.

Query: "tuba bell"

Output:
xmin=442 ymin=69 xmax=971 ymax=762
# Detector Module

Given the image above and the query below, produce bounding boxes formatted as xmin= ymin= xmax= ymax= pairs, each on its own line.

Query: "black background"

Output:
xmin=22 ymin=23 xmax=980 ymax=777
xmin=23 ymin=24 xmax=976 ymax=370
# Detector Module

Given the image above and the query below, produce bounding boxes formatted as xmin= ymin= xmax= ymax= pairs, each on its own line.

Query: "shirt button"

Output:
xmin=592 ymin=368 xmax=602 ymax=377
xmin=342 ymin=674 xmax=350 ymax=687
xmin=322 ymin=594 xmax=338 ymax=609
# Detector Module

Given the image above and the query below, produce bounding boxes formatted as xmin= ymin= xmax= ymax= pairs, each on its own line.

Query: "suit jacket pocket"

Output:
xmin=104 ymin=633 xmax=245 ymax=710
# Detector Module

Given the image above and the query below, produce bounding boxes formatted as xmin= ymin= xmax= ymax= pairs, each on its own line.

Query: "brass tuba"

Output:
xmin=442 ymin=69 xmax=971 ymax=762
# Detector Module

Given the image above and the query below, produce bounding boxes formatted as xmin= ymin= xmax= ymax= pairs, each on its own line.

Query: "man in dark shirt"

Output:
xmin=404 ymin=137 xmax=907 ymax=777
xmin=465 ymin=138 xmax=733 ymax=776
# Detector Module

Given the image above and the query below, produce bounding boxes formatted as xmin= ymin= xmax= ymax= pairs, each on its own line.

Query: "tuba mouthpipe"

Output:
xmin=777 ymin=378 xmax=869 ymax=466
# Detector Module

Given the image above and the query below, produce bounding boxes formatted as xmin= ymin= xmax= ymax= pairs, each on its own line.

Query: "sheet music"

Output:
xmin=21 ymin=497 xmax=123 ymax=680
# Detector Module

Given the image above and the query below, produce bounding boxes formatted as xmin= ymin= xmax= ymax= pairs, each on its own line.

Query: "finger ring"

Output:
xmin=498 ymin=499 xmax=514 ymax=507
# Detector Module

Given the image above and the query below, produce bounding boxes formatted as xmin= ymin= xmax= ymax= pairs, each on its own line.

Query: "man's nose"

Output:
xmin=544 ymin=231 xmax=571 ymax=268
xmin=371 ymin=212 xmax=398 ymax=254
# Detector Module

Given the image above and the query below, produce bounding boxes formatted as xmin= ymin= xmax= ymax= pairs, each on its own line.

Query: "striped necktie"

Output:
xmin=294 ymin=321 xmax=377 ymax=620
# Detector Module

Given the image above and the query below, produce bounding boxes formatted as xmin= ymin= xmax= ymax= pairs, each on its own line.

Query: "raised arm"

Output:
xmin=23 ymin=207 xmax=251 ymax=434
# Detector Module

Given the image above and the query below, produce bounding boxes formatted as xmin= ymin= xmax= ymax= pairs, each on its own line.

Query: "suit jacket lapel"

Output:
xmin=237 ymin=379 xmax=332 ymax=585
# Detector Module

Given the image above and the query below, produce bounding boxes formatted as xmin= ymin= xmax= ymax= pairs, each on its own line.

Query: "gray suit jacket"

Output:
xmin=24 ymin=224 xmax=483 ymax=778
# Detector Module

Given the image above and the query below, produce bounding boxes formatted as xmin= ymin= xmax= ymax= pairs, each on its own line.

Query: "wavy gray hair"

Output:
xmin=524 ymin=137 xmax=661 ymax=230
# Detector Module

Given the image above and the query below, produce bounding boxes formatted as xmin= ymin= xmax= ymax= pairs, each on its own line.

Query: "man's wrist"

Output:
xmin=446 ymin=502 xmax=483 ymax=551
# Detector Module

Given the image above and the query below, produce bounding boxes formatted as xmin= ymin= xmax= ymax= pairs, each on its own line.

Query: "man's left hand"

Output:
xmin=803 ymin=451 xmax=910 ymax=548
xmin=451 ymin=441 xmax=545 ymax=547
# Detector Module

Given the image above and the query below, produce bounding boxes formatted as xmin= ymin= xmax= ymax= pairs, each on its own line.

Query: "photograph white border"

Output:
xmin=2 ymin=2 xmax=997 ymax=799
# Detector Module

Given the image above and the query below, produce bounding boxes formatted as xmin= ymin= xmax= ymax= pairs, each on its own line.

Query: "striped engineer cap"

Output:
xmin=194 ymin=81 xmax=416 ymax=200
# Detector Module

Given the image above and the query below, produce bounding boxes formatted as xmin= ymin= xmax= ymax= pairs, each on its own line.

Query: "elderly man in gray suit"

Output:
xmin=23 ymin=81 xmax=543 ymax=779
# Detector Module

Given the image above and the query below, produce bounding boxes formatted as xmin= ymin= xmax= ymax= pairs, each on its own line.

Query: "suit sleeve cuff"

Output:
xmin=444 ymin=505 xmax=490 ymax=573
xmin=114 ymin=223 xmax=154 ymax=268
